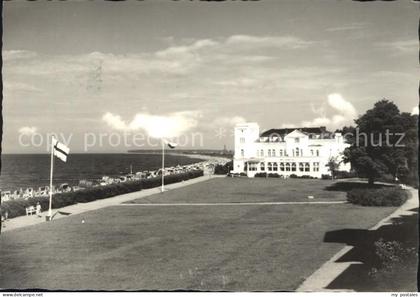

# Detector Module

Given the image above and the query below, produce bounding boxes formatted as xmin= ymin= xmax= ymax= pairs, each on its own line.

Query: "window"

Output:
xmin=260 ymin=149 xmax=264 ymax=157
xmin=295 ymin=137 xmax=300 ymax=143
xmin=291 ymin=163 xmax=297 ymax=172
xmin=268 ymin=149 xmax=271 ymax=157
xmin=313 ymin=162 xmax=319 ymax=172
xmin=285 ymin=163 xmax=291 ymax=172
xmin=267 ymin=162 xmax=273 ymax=171
xmin=310 ymin=149 xmax=314 ymax=156
xmin=241 ymin=149 xmax=244 ymax=157
xmin=256 ymin=150 xmax=259 ymax=157
xmin=279 ymin=149 xmax=283 ymax=156
xmin=240 ymin=137 xmax=245 ymax=143
xmin=304 ymin=162 xmax=310 ymax=172
xmin=273 ymin=162 xmax=278 ymax=171
xmin=260 ymin=162 xmax=265 ymax=171
xmin=295 ymin=148 xmax=300 ymax=157
xmin=272 ymin=149 xmax=276 ymax=157
xmin=249 ymin=163 xmax=257 ymax=171
xmin=279 ymin=162 xmax=285 ymax=171
xmin=299 ymin=162 xmax=304 ymax=171
xmin=316 ymin=150 xmax=319 ymax=157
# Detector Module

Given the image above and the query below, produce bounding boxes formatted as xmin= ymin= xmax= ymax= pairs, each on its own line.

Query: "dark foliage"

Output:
xmin=1 ymin=170 xmax=203 ymax=219
xmin=214 ymin=161 xmax=233 ymax=175
xmin=347 ymin=187 xmax=409 ymax=206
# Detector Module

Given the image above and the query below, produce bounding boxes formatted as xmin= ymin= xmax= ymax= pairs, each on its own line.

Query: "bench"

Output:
xmin=26 ymin=206 xmax=36 ymax=216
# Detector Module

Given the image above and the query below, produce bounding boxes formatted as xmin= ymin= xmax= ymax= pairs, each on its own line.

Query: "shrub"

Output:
xmin=239 ymin=172 xmax=247 ymax=177
xmin=335 ymin=171 xmax=357 ymax=179
xmin=254 ymin=172 xmax=267 ymax=178
xmin=347 ymin=187 xmax=409 ymax=206
xmin=321 ymin=174 xmax=332 ymax=180
xmin=369 ymin=238 xmax=418 ymax=278
xmin=1 ymin=170 xmax=203 ymax=219
xmin=214 ymin=161 xmax=233 ymax=175
xmin=289 ymin=174 xmax=298 ymax=178
xmin=267 ymin=173 xmax=280 ymax=178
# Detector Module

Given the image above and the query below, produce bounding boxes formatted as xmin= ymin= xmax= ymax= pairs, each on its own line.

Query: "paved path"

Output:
xmin=297 ymin=186 xmax=419 ymax=292
xmin=1 ymin=175 xmax=218 ymax=233
xmin=121 ymin=201 xmax=347 ymax=207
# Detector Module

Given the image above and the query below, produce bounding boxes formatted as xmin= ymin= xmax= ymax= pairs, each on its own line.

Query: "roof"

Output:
xmin=260 ymin=126 xmax=332 ymax=138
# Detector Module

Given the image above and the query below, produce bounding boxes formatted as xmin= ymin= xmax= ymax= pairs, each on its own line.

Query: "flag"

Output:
xmin=52 ymin=137 xmax=70 ymax=162
xmin=167 ymin=141 xmax=177 ymax=149
xmin=163 ymin=139 xmax=177 ymax=149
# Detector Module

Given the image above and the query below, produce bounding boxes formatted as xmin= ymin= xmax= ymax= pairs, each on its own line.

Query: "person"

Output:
xmin=36 ymin=202 xmax=42 ymax=217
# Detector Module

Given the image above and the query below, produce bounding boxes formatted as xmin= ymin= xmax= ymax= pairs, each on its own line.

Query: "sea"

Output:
xmin=0 ymin=153 xmax=204 ymax=191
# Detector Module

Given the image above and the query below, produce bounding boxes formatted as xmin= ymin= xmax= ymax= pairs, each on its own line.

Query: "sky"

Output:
xmin=2 ymin=0 xmax=419 ymax=153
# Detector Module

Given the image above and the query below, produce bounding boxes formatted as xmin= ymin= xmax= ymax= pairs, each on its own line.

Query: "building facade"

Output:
xmin=233 ymin=123 xmax=351 ymax=178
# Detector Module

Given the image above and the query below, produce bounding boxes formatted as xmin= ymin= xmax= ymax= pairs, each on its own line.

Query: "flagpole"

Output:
xmin=161 ymin=139 xmax=165 ymax=192
xmin=48 ymin=137 xmax=54 ymax=220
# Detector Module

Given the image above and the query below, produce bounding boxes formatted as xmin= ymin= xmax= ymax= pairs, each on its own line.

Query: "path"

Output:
xmin=1 ymin=175 xmax=219 ymax=233
xmin=297 ymin=186 xmax=418 ymax=292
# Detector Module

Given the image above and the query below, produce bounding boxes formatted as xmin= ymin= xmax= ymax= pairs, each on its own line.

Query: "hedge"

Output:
xmin=347 ymin=187 xmax=410 ymax=207
xmin=1 ymin=170 xmax=203 ymax=219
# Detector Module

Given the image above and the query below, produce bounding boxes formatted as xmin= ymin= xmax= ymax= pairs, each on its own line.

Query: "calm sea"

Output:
xmin=0 ymin=153 xmax=203 ymax=191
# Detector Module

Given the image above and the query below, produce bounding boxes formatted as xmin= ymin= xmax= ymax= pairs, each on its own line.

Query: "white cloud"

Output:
xmin=18 ymin=126 xmax=38 ymax=136
xmin=325 ymin=23 xmax=367 ymax=32
xmin=226 ymin=35 xmax=314 ymax=49
xmin=2 ymin=50 xmax=37 ymax=61
xmin=212 ymin=116 xmax=246 ymax=127
xmin=4 ymin=82 xmax=43 ymax=93
xmin=377 ymin=40 xmax=418 ymax=53
xmin=411 ymin=106 xmax=419 ymax=115
xmin=103 ymin=111 xmax=201 ymax=138
xmin=300 ymin=93 xmax=357 ymax=129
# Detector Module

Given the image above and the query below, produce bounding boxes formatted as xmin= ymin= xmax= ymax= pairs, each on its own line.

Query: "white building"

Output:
xmin=233 ymin=122 xmax=351 ymax=178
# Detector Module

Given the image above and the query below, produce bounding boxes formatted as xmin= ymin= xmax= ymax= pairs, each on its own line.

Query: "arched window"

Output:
xmin=305 ymin=163 xmax=310 ymax=172
xmin=267 ymin=162 xmax=273 ymax=171
xmin=291 ymin=163 xmax=296 ymax=172
xmin=285 ymin=163 xmax=291 ymax=171
xmin=279 ymin=162 xmax=285 ymax=171
xmin=260 ymin=162 xmax=265 ymax=171
xmin=299 ymin=162 xmax=304 ymax=171
xmin=273 ymin=162 xmax=278 ymax=171
xmin=295 ymin=148 xmax=300 ymax=157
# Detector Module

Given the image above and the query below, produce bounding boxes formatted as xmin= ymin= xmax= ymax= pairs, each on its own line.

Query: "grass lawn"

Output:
xmin=0 ymin=178 xmax=399 ymax=291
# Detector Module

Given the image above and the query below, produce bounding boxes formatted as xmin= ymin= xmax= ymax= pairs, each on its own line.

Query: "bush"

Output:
xmin=335 ymin=170 xmax=357 ymax=179
xmin=1 ymin=170 xmax=203 ymax=219
xmin=267 ymin=173 xmax=280 ymax=178
xmin=347 ymin=187 xmax=410 ymax=206
xmin=214 ymin=161 xmax=233 ymax=175
xmin=321 ymin=174 xmax=332 ymax=180
xmin=289 ymin=174 xmax=298 ymax=178
xmin=289 ymin=174 xmax=315 ymax=179
xmin=369 ymin=238 xmax=418 ymax=278
xmin=239 ymin=172 xmax=247 ymax=177
xmin=254 ymin=172 xmax=267 ymax=178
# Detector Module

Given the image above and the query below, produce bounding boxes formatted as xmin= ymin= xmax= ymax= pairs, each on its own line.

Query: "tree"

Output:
xmin=326 ymin=156 xmax=340 ymax=179
xmin=343 ymin=99 xmax=418 ymax=185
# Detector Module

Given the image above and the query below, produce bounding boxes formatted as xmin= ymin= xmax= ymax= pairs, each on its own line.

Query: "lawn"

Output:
xmin=0 ymin=177 xmax=400 ymax=291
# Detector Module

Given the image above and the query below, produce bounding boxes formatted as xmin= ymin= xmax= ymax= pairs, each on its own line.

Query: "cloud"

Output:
xmin=376 ymin=40 xmax=418 ymax=53
xmin=102 ymin=111 xmax=201 ymax=138
xmin=212 ymin=116 xmax=246 ymax=127
xmin=226 ymin=35 xmax=314 ymax=49
xmin=325 ymin=23 xmax=367 ymax=32
xmin=2 ymin=50 xmax=37 ymax=61
xmin=4 ymin=82 xmax=43 ymax=93
xmin=300 ymin=93 xmax=357 ymax=129
xmin=18 ymin=126 xmax=38 ymax=136
xmin=411 ymin=106 xmax=419 ymax=115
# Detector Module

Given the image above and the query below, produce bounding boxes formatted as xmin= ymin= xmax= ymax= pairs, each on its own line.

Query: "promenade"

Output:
xmin=1 ymin=175 xmax=219 ymax=233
